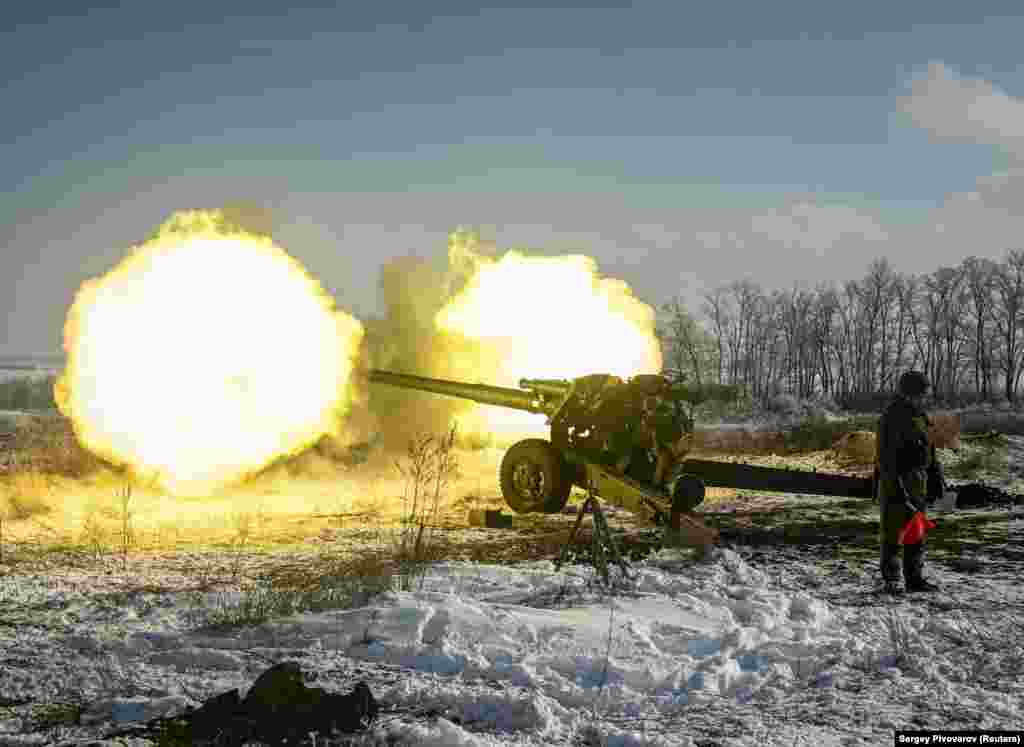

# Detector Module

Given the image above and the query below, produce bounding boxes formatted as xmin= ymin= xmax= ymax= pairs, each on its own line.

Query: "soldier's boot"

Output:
xmin=882 ymin=580 xmax=903 ymax=596
xmin=906 ymin=578 xmax=939 ymax=592
xmin=903 ymin=542 xmax=938 ymax=592
xmin=880 ymin=542 xmax=903 ymax=595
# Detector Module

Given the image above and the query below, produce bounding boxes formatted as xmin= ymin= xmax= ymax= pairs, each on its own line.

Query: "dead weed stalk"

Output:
xmin=116 ymin=484 xmax=134 ymax=571
xmin=392 ymin=425 xmax=460 ymax=592
xmin=228 ymin=509 xmax=253 ymax=583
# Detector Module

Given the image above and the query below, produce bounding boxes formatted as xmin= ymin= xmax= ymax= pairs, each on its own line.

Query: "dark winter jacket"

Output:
xmin=875 ymin=395 xmax=942 ymax=543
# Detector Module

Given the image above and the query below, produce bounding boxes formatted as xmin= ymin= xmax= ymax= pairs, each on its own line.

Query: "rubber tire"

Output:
xmin=500 ymin=438 xmax=573 ymax=514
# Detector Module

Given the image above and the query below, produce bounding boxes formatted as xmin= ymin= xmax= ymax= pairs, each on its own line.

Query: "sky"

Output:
xmin=5 ymin=1 xmax=1024 ymax=355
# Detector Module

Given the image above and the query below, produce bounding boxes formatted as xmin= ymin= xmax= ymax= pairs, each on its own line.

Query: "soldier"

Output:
xmin=639 ymin=393 xmax=689 ymax=486
xmin=600 ymin=375 xmax=665 ymax=478
xmin=604 ymin=390 xmax=645 ymax=476
xmin=875 ymin=370 xmax=944 ymax=595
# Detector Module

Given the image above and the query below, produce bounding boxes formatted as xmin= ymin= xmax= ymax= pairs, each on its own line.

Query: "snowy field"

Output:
xmin=0 ymin=412 xmax=1022 ymax=745
xmin=0 ymin=494 xmax=1021 ymax=746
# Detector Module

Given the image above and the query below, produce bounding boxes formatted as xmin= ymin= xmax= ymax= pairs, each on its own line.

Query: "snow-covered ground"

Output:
xmin=1 ymin=494 xmax=1021 ymax=746
xmin=0 ymin=417 xmax=1022 ymax=745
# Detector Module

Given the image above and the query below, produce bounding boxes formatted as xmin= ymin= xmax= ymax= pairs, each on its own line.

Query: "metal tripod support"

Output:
xmin=556 ymin=482 xmax=632 ymax=585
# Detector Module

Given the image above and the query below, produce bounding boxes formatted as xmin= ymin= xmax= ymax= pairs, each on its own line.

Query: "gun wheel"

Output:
xmin=500 ymin=438 xmax=572 ymax=514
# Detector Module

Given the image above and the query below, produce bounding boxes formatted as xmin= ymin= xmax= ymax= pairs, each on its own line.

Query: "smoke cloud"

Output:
xmin=357 ymin=229 xmax=505 ymax=451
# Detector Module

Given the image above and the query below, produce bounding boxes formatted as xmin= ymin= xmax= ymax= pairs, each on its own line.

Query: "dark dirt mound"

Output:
xmin=951 ymin=482 xmax=1024 ymax=509
xmin=96 ymin=661 xmax=378 ymax=746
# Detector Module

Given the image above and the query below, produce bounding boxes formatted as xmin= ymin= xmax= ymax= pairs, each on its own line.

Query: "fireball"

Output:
xmin=435 ymin=229 xmax=662 ymax=432
xmin=56 ymin=209 xmax=364 ymax=495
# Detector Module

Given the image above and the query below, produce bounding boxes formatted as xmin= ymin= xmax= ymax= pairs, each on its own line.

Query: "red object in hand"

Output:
xmin=898 ymin=511 xmax=936 ymax=545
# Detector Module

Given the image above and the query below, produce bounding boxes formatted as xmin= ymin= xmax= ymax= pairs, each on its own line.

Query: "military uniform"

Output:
xmin=638 ymin=398 xmax=688 ymax=485
xmin=598 ymin=376 xmax=695 ymax=485
xmin=875 ymin=394 xmax=943 ymax=588
xmin=592 ymin=377 xmax=656 ymax=473
xmin=594 ymin=385 xmax=643 ymax=472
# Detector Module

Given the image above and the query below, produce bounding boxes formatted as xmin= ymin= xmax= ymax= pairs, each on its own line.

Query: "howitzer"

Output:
xmin=366 ymin=369 xmax=563 ymax=416
xmin=368 ymin=369 xmax=875 ymax=543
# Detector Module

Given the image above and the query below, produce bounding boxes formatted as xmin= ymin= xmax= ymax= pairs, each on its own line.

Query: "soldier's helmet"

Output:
xmin=897 ymin=370 xmax=930 ymax=397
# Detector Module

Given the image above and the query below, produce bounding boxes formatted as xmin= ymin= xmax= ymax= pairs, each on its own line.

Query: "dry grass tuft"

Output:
xmin=2 ymin=470 xmax=55 ymax=520
xmin=4 ymin=413 xmax=107 ymax=478
xmin=928 ymin=413 xmax=962 ymax=450
xmin=832 ymin=431 xmax=876 ymax=465
xmin=692 ymin=430 xmax=788 ymax=454
xmin=79 ymin=508 xmax=107 ymax=561
xmin=116 ymin=484 xmax=135 ymax=570
xmin=946 ymin=440 xmax=1009 ymax=479
xmin=392 ymin=425 xmax=460 ymax=591
xmin=178 ymin=425 xmax=463 ymax=629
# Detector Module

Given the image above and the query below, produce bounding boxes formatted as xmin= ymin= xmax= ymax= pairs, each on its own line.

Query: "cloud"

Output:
xmin=885 ymin=63 xmax=1024 ymax=269
xmin=899 ymin=61 xmax=1024 ymax=158
xmin=747 ymin=201 xmax=889 ymax=258
xmin=920 ymin=167 xmax=1024 ymax=260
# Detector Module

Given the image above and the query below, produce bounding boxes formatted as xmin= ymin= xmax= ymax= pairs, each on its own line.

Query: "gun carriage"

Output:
xmin=369 ymin=369 xmax=876 ymax=542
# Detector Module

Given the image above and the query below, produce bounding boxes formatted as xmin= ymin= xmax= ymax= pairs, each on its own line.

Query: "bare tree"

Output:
xmin=934 ymin=266 xmax=968 ymax=399
xmin=962 ymin=257 xmax=998 ymax=398
xmin=832 ymin=279 xmax=863 ymax=397
xmin=658 ymin=297 xmax=718 ymax=386
xmin=746 ymin=293 xmax=779 ymax=404
xmin=810 ymin=284 xmax=840 ymax=396
xmin=992 ymin=249 xmax=1024 ymax=402
xmin=680 ymin=250 xmax=1024 ymax=405
xmin=858 ymin=258 xmax=897 ymax=392
xmin=727 ymin=279 xmax=762 ymax=391
xmin=889 ymin=273 xmax=918 ymax=388
xmin=777 ymin=285 xmax=818 ymax=398
xmin=908 ymin=271 xmax=946 ymax=391
xmin=701 ymin=287 xmax=730 ymax=386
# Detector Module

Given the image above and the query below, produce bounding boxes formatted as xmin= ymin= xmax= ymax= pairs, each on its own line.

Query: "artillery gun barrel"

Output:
xmin=518 ymin=378 xmax=571 ymax=398
xmin=368 ymin=369 xmax=549 ymax=414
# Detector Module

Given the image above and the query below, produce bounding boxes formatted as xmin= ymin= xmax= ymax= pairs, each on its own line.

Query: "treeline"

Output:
xmin=0 ymin=375 xmax=58 ymax=411
xmin=658 ymin=251 xmax=1024 ymax=408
